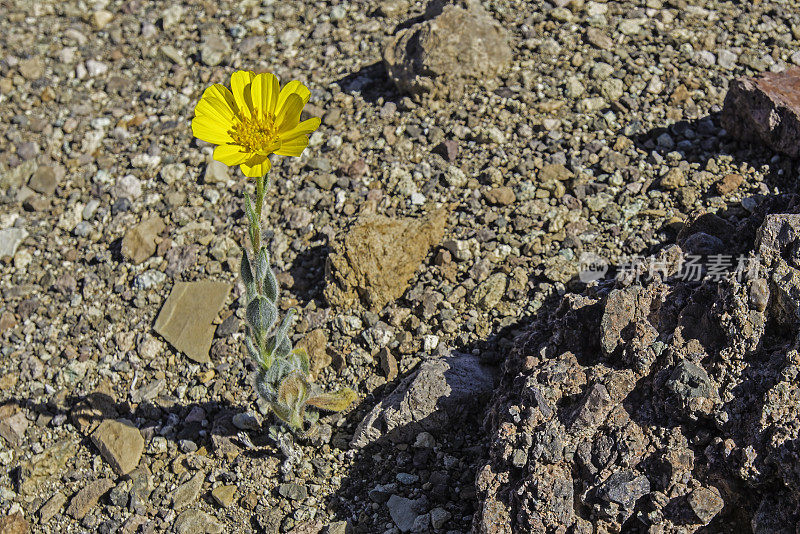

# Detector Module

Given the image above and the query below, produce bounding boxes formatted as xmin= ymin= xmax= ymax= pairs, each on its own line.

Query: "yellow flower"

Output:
xmin=192 ymin=71 xmax=321 ymax=178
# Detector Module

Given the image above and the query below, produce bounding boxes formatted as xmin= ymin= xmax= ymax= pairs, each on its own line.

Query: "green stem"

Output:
xmin=250 ymin=175 xmax=269 ymax=253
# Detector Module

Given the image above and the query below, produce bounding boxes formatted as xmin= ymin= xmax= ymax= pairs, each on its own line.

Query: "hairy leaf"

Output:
xmin=277 ymin=371 xmax=308 ymax=409
xmin=245 ymin=336 xmax=262 ymax=366
xmin=289 ymin=348 xmax=310 ymax=376
xmin=246 ymin=295 xmax=277 ymax=336
xmin=263 ymin=259 xmax=278 ymax=302
xmin=255 ymin=246 xmax=269 ymax=288
xmin=305 ymin=388 xmax=357 ymax=412
xmin=240 ymin=248 xmax=257 ymax=300
xmin=269 ymin=402 xmax=296 ymax=428
xmin=255 ymin=369 xmax=277 ymax=402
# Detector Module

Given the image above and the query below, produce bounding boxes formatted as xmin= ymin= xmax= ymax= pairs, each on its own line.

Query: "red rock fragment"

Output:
xmin=722 ymin=67 xmax=800 ymax=156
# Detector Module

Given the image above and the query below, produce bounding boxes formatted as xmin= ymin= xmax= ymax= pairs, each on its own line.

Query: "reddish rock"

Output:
xmin=716 ymin=173 xmax=743 ymax=195
xmin=434 ymin=140 xmax=459 ymax=162
xmin=721 ymin=67 xmax=800 ymax=156
xmin=67 ymin=478 xmax=114 ymax=519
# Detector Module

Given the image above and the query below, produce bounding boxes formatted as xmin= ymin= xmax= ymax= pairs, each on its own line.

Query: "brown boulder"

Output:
xmin=325 ymin=208 xmax=448 ymax=311
xmin=383 ymin=3 xmax=511 ymax=99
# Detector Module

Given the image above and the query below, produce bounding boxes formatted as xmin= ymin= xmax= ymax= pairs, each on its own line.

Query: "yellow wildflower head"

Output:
xmin=192 ymin=71 xmax=321 ymax=178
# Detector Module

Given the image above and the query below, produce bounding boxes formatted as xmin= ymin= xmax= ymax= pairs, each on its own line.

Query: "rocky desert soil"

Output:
xmin=1 ymin=0 xmax=800 ymax=533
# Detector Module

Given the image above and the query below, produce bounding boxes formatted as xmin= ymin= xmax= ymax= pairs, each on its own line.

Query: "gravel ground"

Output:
xmin=1 ymin=0 xmax=799 ymax=532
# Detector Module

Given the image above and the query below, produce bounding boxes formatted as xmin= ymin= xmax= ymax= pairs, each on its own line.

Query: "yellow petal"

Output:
xmin=275 ymin=135 xmax=309 ymax=157
xmin=279 ymin=117 xmax=321 ymax=142
xmin=250 ymin=73 xmax=280 ymax=117
xmin=196 ymin=84 xmax=237 ymax=121
xmin=192 ymin=116 xmax=233 ymax=145
xmin=230 ymin=70 xmax=255 ymax=118
xmin=195 ymin=100 xmax=234 ymax=129
xmin=275 ymin=93 xmax=303 ymax=134
xmin=276 ymin=80 xmax=311 ymax=110
xmin=240 ymin=154 xmax=272 ymax=177
xmin=213 ymin=144 xmax=251 ymax=166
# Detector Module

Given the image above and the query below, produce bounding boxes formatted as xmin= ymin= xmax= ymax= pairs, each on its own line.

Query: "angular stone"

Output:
xmin=91 ymin=419 xmax=144 ymax=475
xmin=174 ymin=509 xmax=223 ymax=534
xmin=325 ymin=208 xmax=447 ymax=311
xmin=469 ymin=272 xmax=507 ymax=310
xmin=722 ymin=67 xmax=800 ymax=157
xmin=131 ymin=378 xmax=165 ymax=403
xmin=0 ymin=410 xmax=28 ymax=445
xmin=19 ymin=57 xmax=44 ymax=80
xmin=379 ymin=348 xmax=398 ymax=381
xmin=155 ymin=281 xmax=231 ymax=363
xmin=204 ymin=159 xmax=229 ymax=184
xmin=484 ymin=186 xmax=516 ymax=206
xmin=351 ymin=352 xmax=497 ymax=447
xmin=38 ymin=492 xmax=67 ymax=523
xmin=716 ymin=173 xmax=743 ymax=195
xmin=28 ymin=166 xmax=57 ymax=195
xmin=0 ymin=228 xmax=28 ymax=259
xmin=596 ymin=470 xmax=650 ymax=509
xmin=585 ymin=27 xmax=614 ymax=50
xmin=121 ymin=216 xmax=165 ymax=264
xmin=71 ymin=391 xmax=119 ymax=434
xmin=0 ymin=512 xmax=28 ymax=534
xmin=756 ymin=214 xmax=800 ymax=266
xmin=383 ymin=3 xmax=511 ymax=98
xmin=600 ymin=287 xmax=638 ymax=354
xmin=687 ymin=486 xmax=724 ymax=524
xmin=67 ymin=478 xmax=114 ymax=519
xmin=326 ymin=520 xmax=349 ymax=534
xmin=387 ymin=495 xmax=421 ymax=533
xmin=433 ymin=139 xmax=458 ymax=162
xmin=278 ymin=482 xmax=308 ymax=501
xmin=170 ymin=471 xmax=205 ymax=510
xmin=211 ymin=485 xmax=237 ymax=508
xmin=570 ymin=383 xmax=613 ymax=431
xmin=92 ymin=9 xmax=113 ymax=29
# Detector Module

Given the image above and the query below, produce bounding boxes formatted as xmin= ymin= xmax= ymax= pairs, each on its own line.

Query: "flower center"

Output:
xmin=230 ymin=112 xmax=278 ymax=153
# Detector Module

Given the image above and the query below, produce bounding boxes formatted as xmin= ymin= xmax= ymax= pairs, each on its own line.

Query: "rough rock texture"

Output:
xmin=475 ymin=196 xmax=800 ymax=533
xmin=120 ymin=215 xmax=165 ymax=264
xmin=18 ymin=439 xmax=77 ymax=497
xmin=0 ymin=228 xmax=28 ymax=259
xmin=325 ymin=207 xmax=447 ymax=311
xmin=66 ymin=478 xmax=114 ymax=519
xmin=722 ymin=67 xmax=800 ymax=157
xmin=351 ymin=351 xmax=497 ymax=448
xmin=154 ymin=281 xmax=231 ymax=363
xmin=0 ymin=512 xmax=29 ymax=534
xmin=174 ymin=509 xmax=223 ymax=534
xmin=383 ymin=3 xmax=511 ymax=98
xmin=91 ymin=418 xmax=144 ymax=475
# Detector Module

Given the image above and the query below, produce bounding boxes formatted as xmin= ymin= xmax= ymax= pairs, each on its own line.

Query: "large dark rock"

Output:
xmin=474 ymin=196 xmax=800 ymax=533
xmin=351 ymin=351 xmax=497 ymax=448
xmin=722 ymin=67 xmax=800 ymax=156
